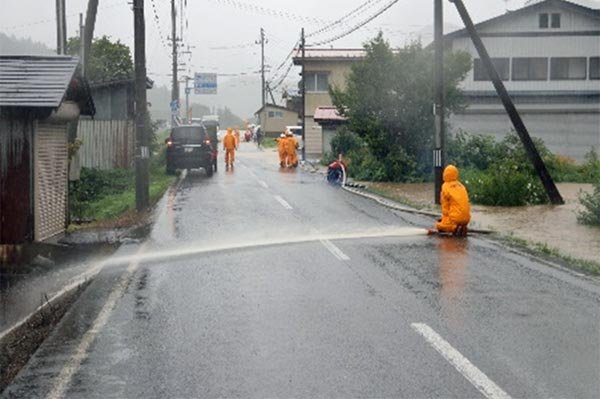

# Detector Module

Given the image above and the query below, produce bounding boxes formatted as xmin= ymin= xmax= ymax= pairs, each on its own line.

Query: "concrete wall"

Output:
xmin=258 ymin=106 xmax=298 ymax=137
xmin=449 ymin=110 xmax=600 ymax=161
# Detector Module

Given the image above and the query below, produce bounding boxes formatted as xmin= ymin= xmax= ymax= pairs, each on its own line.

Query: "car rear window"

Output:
xmin=172 ymin=126 xmax=206 ymax=144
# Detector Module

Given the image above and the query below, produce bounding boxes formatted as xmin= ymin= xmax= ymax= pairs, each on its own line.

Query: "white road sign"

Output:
xmin=194 ymin=73 xmax=217 ymax=95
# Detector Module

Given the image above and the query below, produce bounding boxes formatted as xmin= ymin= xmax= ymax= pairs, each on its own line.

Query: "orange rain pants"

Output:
xmin=277 ymin=137 xmax=288 ymax=167
xmin=223 ymin=132 xmax=237 ymax=166
xmin=285 ymin=136 xmax=298 ymax=167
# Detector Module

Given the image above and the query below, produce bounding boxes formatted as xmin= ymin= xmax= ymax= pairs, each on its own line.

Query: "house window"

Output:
xmin=474 ymin=58 xmax=510 ymax=81
xmin=539 ymin=13 xmax=549 ymax=28
xmin=590 ymin=57 xmax=600 ymax=80
xmin=551 ymin=13 xmax=561 ymax=28
xmin=550 ymin=57 xmax=587 ymax=80
xmin=512 ymin=57 xmax=548 ymax=81
xmin=305 ymin=72 xmax=329 ymax=92
xmin=268 ymin=110 xmax=284 ymax=118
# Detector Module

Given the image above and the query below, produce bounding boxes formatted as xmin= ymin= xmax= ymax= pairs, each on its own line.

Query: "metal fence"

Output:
xmin=77 ymin=120 xmax=135 ymax=170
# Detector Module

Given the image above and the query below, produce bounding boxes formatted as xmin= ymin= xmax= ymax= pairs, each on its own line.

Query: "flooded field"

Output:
xmin=368 ymin=182 xmax=599 ymax=264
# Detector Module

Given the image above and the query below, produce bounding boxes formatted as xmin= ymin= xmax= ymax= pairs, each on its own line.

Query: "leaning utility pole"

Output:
xmin=170 ymin=0 xmax=180 ymax=127
xmin=449 ymin=0 xmax=564 ymax=205
xmin=83 ymin=0 xmax=99 ymax=75
xmin=55 ymin=0 xmax=67 ymax=54
xmin=300 ymin=28 xmax=306 ymax=162
xmin=133 ymin=0 xmax=150 ymax=211
xmin=433 ymin=0 xmax=445 ymax=204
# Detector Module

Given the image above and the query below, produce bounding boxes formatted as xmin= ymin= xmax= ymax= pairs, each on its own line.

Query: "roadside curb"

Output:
xmin=0 ymin=171 xmax=186 ymax=345
xmin=341 ymin=185 xmax=494 ymax=235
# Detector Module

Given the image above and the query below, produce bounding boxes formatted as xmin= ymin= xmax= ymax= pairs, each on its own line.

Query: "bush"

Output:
xmin=578 ymin=184 xmax=600 ymax=226
xmin=462 ymin=166 xmax=548 ymax=206
xmin=329 ymin=127 xmax=363 ymax=156
xmin=447 ymin=130 xmax=499 ymax=171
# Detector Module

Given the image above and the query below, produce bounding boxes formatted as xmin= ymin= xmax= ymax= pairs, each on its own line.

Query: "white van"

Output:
xmin=285 ymin=126 xmax=303 ymax=150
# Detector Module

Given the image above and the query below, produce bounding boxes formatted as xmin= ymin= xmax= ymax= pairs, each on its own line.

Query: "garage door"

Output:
xmin=34 ymin=122 xmax=68 ymax=241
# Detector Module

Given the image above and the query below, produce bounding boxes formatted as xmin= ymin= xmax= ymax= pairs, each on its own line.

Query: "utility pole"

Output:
xmin=133 ymin=0 xmax=149 ymax=211
xmin=79 ymin=13 xmax=85 ymax=77
xmin=83 ymin=0 xmax=99 ymax=75
xmin=449 ymin=0 xmax=563 ymax=205
xmin=182 ymin=75 xmax=192 ymax=123
xmin=266 ymin=82 xmax=276 ymax=105
xmin=258 ymin=27 xmax=266 ymax=108
xmin=300 ymin=28 xmax=306 ymax=162
xmin=170 ymin=0 xmax=180 ymax=127
xmin=55 ymin=0 xmax=67 ymax=54
xmin=433 ymin=0 xmax=445 ymax=204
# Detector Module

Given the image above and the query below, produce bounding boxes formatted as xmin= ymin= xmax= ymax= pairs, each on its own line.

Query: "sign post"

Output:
xmin=194 ymin=73 xmax=218 ymax=95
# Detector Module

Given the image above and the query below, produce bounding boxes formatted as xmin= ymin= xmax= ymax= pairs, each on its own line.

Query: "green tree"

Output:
xmin=66 ymin=35 xmax=133 ymax=82
xmin=331 ymin=33 xmax=471 ymax=180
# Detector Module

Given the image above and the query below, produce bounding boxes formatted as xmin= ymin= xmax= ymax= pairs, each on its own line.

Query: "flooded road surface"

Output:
xmin=370 ymin=182 xmax=599 ymax=263
xmin=3 ymin=144 xmax=600 ymax=398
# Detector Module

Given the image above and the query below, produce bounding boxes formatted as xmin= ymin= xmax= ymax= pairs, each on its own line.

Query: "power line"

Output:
xmin=308 ymin=0 xmax=401 ymax=46
xmin=306 ymin=0 xmax=385 ymax=38
xmin=205 ymin=0 xmax=327 ymax=26
xmin=3 ymin=0 xmax=124 ymax=31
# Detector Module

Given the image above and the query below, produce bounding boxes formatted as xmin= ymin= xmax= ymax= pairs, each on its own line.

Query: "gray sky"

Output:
xmin=2 ymin=0 xmax=597 ymax=115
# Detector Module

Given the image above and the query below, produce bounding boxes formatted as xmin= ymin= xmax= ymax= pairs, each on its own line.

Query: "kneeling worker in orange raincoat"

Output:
xmin=284 ymin=131 xmax=298 ymax=168
xmin=223 ymin=128 xmax=237 ymax=168
xmin=277 ymin=133 xmax=287 ymax=167
xmin=436 ymin=165 xmax=471 ymax=236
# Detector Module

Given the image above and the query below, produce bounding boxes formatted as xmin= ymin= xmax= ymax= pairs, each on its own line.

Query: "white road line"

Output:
xmin=258 ymin=180 xmax=269 ymax=189
xmin=411 ymin=323 xmax=511 ymax=399
xmin=274 ymin=195 xmax=293 ymax=210
xmin=47 ymin=244 xmax=148 ymax=399
xmin=320 ymin=239 xmax=351 ymax=261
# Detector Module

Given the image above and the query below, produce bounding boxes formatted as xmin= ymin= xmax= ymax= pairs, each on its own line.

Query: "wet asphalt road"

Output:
xmin=4 ymin=144 xmax=600 ymax=398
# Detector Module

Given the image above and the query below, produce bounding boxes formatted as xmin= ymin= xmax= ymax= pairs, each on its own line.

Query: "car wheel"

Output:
xmin=213 ymin=160 xmax=218 ymax=172
xmin=206 ymin=165 xmax=214 ymax=177
xmin=166 ymin=164 xmax=176 ymax=175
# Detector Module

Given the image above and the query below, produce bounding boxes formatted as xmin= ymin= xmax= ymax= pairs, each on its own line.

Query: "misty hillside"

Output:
xmin=0 ymin=32 xmax=54 ymax=55
xmin=148 ymin=76 xmax=263 ymax=122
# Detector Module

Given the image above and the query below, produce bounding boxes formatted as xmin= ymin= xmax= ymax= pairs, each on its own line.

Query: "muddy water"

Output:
xmin=369 ymin=182 xmax=599 ymax=263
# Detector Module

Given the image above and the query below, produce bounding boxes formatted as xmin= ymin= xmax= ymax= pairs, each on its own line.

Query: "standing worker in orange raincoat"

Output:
xmin=223 ymin=128 xmax=237 ymax=168
xmin=435 ymin=165 xmax=471 ymax=237
xmin=234 ymin=128 xmax=241 ymax=149
xmin=277 ymin=133 xmax=287 ymax=167
xmin=284 ymin=131 xmax=299 ymax=168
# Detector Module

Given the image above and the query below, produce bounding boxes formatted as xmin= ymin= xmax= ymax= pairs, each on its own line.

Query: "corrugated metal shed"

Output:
xmin=0 ymin=55 xmax=79 ymax=108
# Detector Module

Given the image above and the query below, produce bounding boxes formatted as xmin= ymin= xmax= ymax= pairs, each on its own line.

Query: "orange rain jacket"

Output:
xmin=223 ymin=130 xmax=237 ymax=150
xmin=277 ymin=135 xmax=287 ymax=166
xmin=436 ymin=165 xmax=471 ymax=233
xmin=284 ymin=135 xmax=298 ymax=166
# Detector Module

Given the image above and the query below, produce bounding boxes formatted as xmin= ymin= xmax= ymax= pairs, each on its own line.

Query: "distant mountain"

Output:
xmin=0 ymin=33 xmax=54 ymax=55
xmin=148 ymin=75 xmax=262 ymax=122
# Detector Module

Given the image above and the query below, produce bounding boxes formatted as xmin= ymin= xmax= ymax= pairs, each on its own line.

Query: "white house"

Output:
xmin=446 ymin=0 xmax=600 ymax=161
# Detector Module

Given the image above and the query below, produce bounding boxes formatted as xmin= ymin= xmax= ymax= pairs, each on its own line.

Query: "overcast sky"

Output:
xmin=1 ymin=0 xmax=597 ymax=112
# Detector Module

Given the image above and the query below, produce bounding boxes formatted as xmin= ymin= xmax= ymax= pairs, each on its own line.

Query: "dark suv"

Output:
xmin=165 ymin=125 xmax=214 ymax=176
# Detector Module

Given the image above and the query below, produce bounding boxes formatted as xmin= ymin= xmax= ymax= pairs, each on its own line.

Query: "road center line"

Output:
xmin=320 ymin=239 xmax=351 ymax=261
xmin=47 ymin=243 xmax=148 ymax=399
xmin=411 ymin=323 xmax=511 ymax=399
xmin=258 ymin=180 xmax=269 ymax=189
xmin=274 ymin=195 xmax=293 ymax=210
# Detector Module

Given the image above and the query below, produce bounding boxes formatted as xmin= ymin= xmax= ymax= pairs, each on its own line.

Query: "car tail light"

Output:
xmin=204 ymin=139 xmax=211 ymax=145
